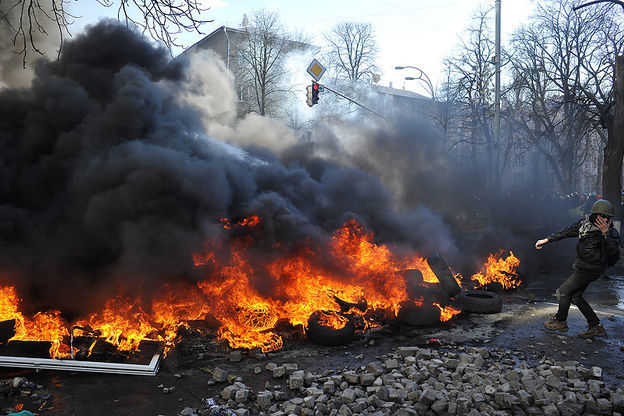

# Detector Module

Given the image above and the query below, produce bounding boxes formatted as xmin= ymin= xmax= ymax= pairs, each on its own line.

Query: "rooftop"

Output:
xmin=373 ymin=84 xmax=431 ymax=100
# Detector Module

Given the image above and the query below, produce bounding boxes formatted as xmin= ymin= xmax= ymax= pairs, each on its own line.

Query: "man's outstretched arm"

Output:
xmin=535 ymin=219 xmax=582 ymax=250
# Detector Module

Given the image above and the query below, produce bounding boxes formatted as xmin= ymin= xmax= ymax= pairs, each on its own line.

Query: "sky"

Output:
xmin=68 ymin=0 xmax=540 ymax=97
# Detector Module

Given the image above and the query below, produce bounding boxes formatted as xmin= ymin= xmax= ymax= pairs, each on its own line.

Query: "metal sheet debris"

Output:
xmin=0 ymin=353 xmax=161 ymax=376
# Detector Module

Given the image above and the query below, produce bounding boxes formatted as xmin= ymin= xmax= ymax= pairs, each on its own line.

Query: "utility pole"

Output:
xmin=613 ymin=56 xmax=624 ymax=229
xmin=494 ymin=0 xmax=501 ymax=159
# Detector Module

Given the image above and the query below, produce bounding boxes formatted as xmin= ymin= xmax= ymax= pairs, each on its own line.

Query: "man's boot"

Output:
xmin=544 ymin=317 xmax=568 ymax=331
xmin=578 ymin=324 xmax=607 ymax=339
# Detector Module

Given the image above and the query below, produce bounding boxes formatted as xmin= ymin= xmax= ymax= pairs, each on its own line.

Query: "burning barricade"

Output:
xmin=471 ymin=251 xmax=522 ymax=291
xmin=0 ymin=218 xmax=523 ymax=367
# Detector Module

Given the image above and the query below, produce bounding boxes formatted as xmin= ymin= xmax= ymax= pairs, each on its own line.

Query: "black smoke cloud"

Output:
xmin=278 ymin=114 xmax=575 ymax=280
xmin=0 ymin=21 xmax=460 ymax=315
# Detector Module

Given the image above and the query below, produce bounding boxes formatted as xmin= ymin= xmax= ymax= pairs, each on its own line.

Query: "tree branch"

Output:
xmin=573 ymin=0 xmax=624 ymax=12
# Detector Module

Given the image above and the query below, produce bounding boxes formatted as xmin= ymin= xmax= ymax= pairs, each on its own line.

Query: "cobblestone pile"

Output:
xmin=184 ymin=345 xmax=624 ymax=416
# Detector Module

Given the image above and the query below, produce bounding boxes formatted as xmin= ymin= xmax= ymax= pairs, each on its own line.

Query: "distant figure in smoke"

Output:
xmin=535 ymin=199 xmax=620 ymax=338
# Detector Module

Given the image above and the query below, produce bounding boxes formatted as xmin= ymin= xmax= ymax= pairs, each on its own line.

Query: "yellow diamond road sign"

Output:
xmin=307 ymin=59 xmax=326 ymax=81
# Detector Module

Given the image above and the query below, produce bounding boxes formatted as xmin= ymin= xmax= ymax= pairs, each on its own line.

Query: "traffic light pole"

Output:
xmin=317 ymin=82 xmax=386 ymax=120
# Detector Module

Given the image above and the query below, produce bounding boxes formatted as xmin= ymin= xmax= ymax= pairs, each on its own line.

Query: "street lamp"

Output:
xmin=395 ymin=65 xmax=435 ymax=100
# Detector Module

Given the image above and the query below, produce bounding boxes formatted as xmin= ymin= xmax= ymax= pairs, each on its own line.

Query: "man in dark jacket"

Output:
xmin=535 ymin=199 xmax=620 ymax=338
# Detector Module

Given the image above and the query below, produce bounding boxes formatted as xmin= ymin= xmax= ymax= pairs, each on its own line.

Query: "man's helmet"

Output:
xmin=591 ymin=199 xmax=615 ymax=217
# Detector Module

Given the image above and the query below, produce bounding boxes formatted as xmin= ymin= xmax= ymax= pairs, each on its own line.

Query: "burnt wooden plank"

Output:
xmin=427 ymin=255 xmax=462 ymax=297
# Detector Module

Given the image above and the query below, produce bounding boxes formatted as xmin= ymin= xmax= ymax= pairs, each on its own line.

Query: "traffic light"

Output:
xmin=312 ymin=82 xmax=319 ymax=105
xmin=306 ymin=84 xmax=314 ymax=107
xmin=306 ymin=82 xmax=321 ymax=107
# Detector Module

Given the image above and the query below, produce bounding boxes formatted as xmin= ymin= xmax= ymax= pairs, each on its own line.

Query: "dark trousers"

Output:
xmin=555 ymin=269 xmax=601 ymax=327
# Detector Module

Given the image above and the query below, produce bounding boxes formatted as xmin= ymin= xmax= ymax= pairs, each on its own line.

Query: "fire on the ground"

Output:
xmin=0 ymin=217 xmax=521 ymax=358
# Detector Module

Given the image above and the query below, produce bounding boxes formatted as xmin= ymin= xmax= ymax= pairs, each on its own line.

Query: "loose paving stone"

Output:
xmin=180 ymin=337 xmax=624 ymax=416
xmin=257 ymin=391 xmax=273 ymax=408
xmin=592 ymin=366 xmax=603 ymax=379
xmin=360 ymin=373 xmax=375 ymax=386
xmin=341 ymin=388 xmax=356 ymax=403
xmin=384 ymin=358 xmax=399 ymax=370
xmin=288 ymin=371 xmax=305 ymax=390
xmin=344 ymin=371 xmax=359 ymax=384
xmin=235 ymin=389 xmax=249 ymax=403
xmin=272 ymin=366 xmax=286 ymax=379
xmin=213 ymin=367 xmax=229 ymax=383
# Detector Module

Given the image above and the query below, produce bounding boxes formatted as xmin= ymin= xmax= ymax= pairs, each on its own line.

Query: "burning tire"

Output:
xmin=457 ymin=290 xmax=502 ymax=314
xmin=397 ymin=301 xmax=441 ymax=327
xmin=408 ymin=282 xmax=449 ymax=305
xmin=402 ymin=269 xmax=424 ymax=287
xmin=306 ymin=311 xmax=355 ymax=346
xmin=427 ymin=256 xmax=461 ymax=297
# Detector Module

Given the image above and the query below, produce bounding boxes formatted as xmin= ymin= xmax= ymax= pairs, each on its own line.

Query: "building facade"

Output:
xmin=180 ymin=26 xmax=313 ymax=116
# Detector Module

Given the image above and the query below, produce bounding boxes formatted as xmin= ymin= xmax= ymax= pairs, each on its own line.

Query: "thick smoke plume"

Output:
xmin=0 ymin=21 xmax=461 ymax=316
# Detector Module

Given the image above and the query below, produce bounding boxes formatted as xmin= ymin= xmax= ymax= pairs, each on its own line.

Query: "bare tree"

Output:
xmin=445 ymin=8 xmax=515 ymax=190
xmin=509 ymin=0 xmax=616 ymax=194
xmin=571 ymin=2 xmax=624 ymax=210
xmin=323 ymin=22 xmax=378 ymax=83
xmin=237 ymin=10 xmax=296 ymax=117
xmin=434 ymin=62 xmax=458 ymax=143
xmin=0 ymin=0 xmax=212 ymax=66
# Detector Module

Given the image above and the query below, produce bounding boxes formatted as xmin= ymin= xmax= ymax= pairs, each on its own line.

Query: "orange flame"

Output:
xmin=74 ymin=297 xmax=160 ymax=353
xmin=194 ymin=219 xmax=459 ymax=350
xmin=0 ymin=286 xmax=68 ymax=358
xmin=193 ymin=251 xmax=214 ymax=267
xmin=0 ymin=218 xmax=468 ymax=357
xmin=316 ymin=311 xmax=348 ymax=330
xmin=452 ymin=271 xmax=463 ymax=287
xmin=471 ymin=251 xmax=521 ymax=290
xmin=219 ymin=215 xmax=261 ymax=230
xmin=239 ymin=216 xmax=260 ymax=227
xmin=434 ymin=302 xmax=462 ymax=322
xmin=411 ymin=297 xmax=424 ymax=307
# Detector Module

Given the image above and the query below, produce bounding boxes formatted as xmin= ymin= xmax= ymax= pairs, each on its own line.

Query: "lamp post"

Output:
xmin=494 ymin=0 xmax=501 ymax=172
xmin=395 ymin=65 xmax=435 ymax=100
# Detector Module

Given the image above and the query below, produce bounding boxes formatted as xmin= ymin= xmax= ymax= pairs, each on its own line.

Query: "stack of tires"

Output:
xmin=398 ymin=256 xmax=503 ymax=328
xmin=306 ymin=256 xmax=505 ymax=345
xmin=427 ymin=255 xmax=503 ymax=314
